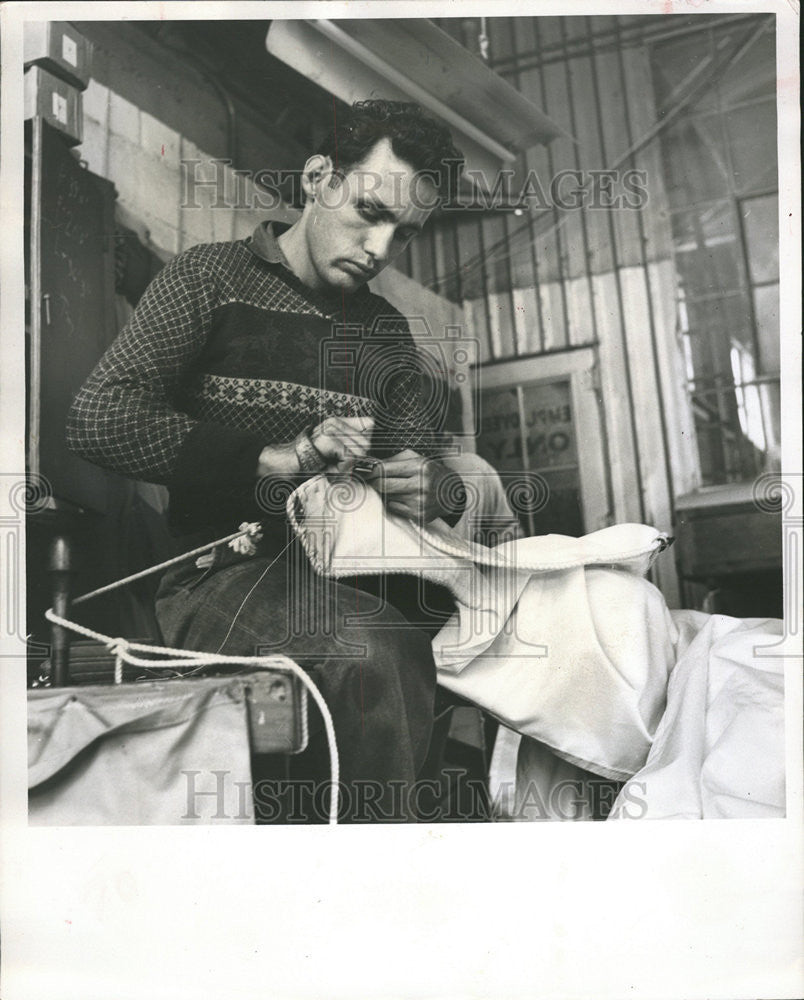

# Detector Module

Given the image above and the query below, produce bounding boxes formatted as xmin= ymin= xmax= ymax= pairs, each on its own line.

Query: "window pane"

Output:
xmin=652 ymin=32 xmax=718 ymax=113
xmin=724 ymin=100 xmax=778 ymax=194
xmin=536 ymin=17 xmax=566 ymax=48
xmin=692 ymin=386 xmax=759 ymax=484
xmin=742 ymin=194 xmax=779 ymax=284
xmin=685 ymin=294 xmax=754 ymax=380
xmin=520 ymin=380 xmax=578 ymax=469
xmin=722 ymin=294 xmax=759 ymax=355
xmin=671 ymin=205 xmax=745 ymax=295
xmin=692 ymin=404 xmax=729 ymax=484
xmin=476 ymin=387 xmax=523 ymax=472
xmin=475 ymin=379 xmax=585 ymax=535
xmin=487 ymin=17 xmax=514 ymax=60
xmin=719 ymin=23 xmax=776 ymax=106
xmin=476 ymin=380 xmax=579 ymax=471
xmin=753 ymin=283 xmax=779 ymax=373
xmin=511 ymin=15 xmax=537 ymax=53
xmin=760 ymin=381 xmax=782 ymax=468
xmin=663 ymin=115 xmax=733 ymax=209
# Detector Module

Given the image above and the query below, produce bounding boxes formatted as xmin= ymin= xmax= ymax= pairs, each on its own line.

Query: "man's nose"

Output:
xmin=363 ymin=224 xmax=396 ymax=264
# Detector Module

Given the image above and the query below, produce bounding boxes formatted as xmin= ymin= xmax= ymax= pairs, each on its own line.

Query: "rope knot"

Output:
xmin=108 ymin=637 xmax=130 ymax=657
xmin=228 ymin=521 xmax=264 ymax=557
xmin=107 ymin=638 xmax=130 ymax=685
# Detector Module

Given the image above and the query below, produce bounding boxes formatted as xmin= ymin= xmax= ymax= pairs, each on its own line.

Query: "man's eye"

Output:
xmin=358 ymin=205 xmax=380 ymax=221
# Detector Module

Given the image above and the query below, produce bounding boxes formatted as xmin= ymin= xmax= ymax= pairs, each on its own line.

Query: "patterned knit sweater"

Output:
xmin=66 ymin=222 xmax=451 ymax=539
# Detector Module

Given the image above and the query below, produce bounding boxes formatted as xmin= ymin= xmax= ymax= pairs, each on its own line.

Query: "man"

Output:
xmin=67 ymin=100 xmax=466 ymax=822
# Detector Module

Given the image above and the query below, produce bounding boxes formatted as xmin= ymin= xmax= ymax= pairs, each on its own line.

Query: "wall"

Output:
xmin=76 ymin=25 xmax=298 ymax=261
xmin=398 ymin=15 xmax=717 ymax=604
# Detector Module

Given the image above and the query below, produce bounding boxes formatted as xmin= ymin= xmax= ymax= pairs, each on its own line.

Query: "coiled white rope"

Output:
xmin=44 ymin=522 xmax=341 ymax=825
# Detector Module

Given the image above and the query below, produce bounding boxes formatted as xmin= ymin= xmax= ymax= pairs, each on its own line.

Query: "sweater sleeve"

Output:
xmin=66 ymin=248 xmax=265 ymax=526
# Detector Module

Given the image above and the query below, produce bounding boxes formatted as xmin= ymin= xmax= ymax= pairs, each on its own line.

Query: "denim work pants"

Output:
xmin=155 ymin=536 xmax=444 ymax=822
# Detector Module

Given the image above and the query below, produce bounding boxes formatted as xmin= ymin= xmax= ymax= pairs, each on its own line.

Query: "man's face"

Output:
xmin=301 ymin=138 xmax=437 ymax=293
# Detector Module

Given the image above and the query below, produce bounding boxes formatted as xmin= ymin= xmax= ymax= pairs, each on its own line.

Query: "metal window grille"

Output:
xmin=649 ymin=17 xmax=780 ymax=485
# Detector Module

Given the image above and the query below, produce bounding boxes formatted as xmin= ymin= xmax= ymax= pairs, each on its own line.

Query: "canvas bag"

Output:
xmin=28 ymin=676 xmax=256 ymax=825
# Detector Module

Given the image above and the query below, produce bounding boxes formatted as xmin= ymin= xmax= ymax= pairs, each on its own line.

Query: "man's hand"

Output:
xmin=363 ymin=449 xmax=456 ymax=522
xmin=310 ymin=416 xmax=374 ymax=473
xmin=256 ymin=416 xmax=373 ymax=478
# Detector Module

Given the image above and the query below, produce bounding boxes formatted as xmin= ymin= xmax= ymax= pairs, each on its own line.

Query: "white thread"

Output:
xmin=214 ymin=537 xmax=295 ymax=655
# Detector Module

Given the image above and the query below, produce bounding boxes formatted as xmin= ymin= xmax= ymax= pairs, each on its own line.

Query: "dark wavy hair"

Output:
xmin=316 ymin=100 xmax=464 ymax=201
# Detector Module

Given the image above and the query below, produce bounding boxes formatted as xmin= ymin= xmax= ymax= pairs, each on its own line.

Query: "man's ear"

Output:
xmin=301 ymin=154 xmax=335 ymax=204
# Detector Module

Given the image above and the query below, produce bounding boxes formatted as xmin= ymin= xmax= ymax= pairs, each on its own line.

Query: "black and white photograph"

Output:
xmin=1 ymin=2 xmax=801 ymax=998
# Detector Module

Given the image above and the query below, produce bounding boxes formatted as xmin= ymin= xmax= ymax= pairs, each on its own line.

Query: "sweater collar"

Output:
xmin=247 ymin=220 xmax=292 ymax=267
xmin=246 ymin=220 xmax=371 ymax=310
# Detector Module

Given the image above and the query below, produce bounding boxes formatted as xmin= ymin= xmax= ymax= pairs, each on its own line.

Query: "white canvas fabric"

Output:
xmin=609 ymin=612 xmax=785 ymax=819
xmin=288 ymin=475 xmax=785 ymax=798
xmin=289 ymin=476 xmax=673 ymax=780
